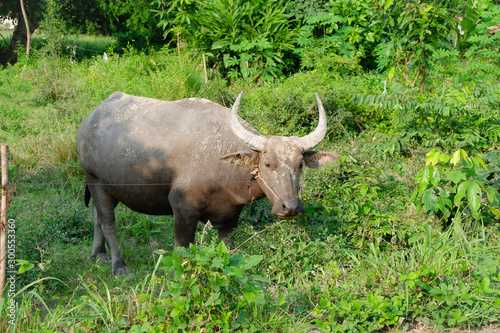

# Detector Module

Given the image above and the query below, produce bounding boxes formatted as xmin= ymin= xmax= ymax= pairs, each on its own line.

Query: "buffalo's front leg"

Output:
xmin=215 ymin=219 xmax=238 ymax=246
xmin=170 ymin=190 xmax=201 ymax=248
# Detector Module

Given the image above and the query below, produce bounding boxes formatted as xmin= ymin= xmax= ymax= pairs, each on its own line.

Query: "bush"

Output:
xmin=152 ymin=0 xmax=297 ymax=81
xmin=134 ymin=242 xmax=273 ymax=332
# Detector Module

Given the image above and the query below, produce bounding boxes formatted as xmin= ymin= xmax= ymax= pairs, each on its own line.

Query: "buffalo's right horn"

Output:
xmin=230 ymin=92 xmax=265 ymax=151
xmin=297 ymin=93 xmax=327 ymax=151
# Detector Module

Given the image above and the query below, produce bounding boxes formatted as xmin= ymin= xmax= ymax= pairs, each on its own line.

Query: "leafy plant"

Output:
xmin=152 ymin=0 xmax=296 ymax=80
xmin=313 ymin=289 xmax=403 ymax=332
xmin=354 ymin=80 xmax=500 ymax=154
xmin=451 ymin=0 xmax=491 ymax=55
xmin=373 ymin=0 xmax=458 ymax=92
xmin=149 ymin=242 xmax=271 ymax=331
xmin=412 ymin=149 xmax=500 ymax=228
xmin=295 ymin=0 xmax=379 ymax=71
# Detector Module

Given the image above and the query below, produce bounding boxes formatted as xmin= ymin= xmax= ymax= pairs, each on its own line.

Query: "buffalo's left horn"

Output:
xmin=298 ymin=93 xmax=327 ymax=151
xmin=230 ymin=92 xmax=265 ymax=151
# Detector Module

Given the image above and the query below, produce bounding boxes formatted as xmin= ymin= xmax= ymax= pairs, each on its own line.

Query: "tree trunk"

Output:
xmin=19 ymin=0 xmax=31 ymax=58
xmin=0 ymin=1 xmax=38 ymax=66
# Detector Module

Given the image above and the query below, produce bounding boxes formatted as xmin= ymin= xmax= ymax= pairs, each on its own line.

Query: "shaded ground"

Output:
xmin=403 ymin=325 xmax=500 ymax=333
xmin=309 ymin=325 xmax=500 ymax=333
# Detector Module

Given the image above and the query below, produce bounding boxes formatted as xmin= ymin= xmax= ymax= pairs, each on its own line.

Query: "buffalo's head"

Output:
xmin=221 ymin=92 xmax=339 ymax=219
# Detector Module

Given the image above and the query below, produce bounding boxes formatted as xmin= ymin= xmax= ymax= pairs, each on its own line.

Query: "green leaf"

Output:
xmin=422 ymin=189 xmax=436 ymax=211
xmin=466 ymin=181 xmax=482 ymax=212
xmin=226 ymin=265 xmax=244 ymax=279
xmin=429 ymin=166 xmax=440 ymax=186
xmin=242 ymin=255 xmax=263 ymax=271
xmin=450 ymin=149 xmax=468 ymax=166
xmin=461 ymin=8 xmax=480 ymax=33
xmin=244 ymin=291 xmax=257 ymax=303
xmin=481 ymin=277 xmax=491 ymax=292
xmin=278 ymin=295 xmax=286 ymax=307
xmin=387 ymin=66 xmax=395 ymax=82
xmin=426 ymin=149 xmax=450 ymax=165
xmin=454 ymin=182 xmax=468 ymax=204
xmin=485 ymin=188 xmax=500 ymax=206
xmin=416 ymin=166 xmax=431 ymax=197
xmin=437 ymin=192 xmax=452 ymax=214
xmin=17 ymin=259 xmax=35 ymax=274
xmin=470 ymin=156 xmax=488 ymax=170
xmin=446 ymin=170 xmax=467 ymax=184
xmin=205 ymin=292 xmax=221 ymax=307
xmin=488 ymin=206 xmax=500 ymax=218
xmin=383 ymin=0 xmax=394 ymax=11
xmin=360 ymin=182 xmax=369 ymax=197
xmin=191 ymin=285 xmax=200 ymax=296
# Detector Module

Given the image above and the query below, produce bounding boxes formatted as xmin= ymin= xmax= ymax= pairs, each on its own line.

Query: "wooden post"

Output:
xmin=203 ymin=54 xmax=208 ymax=84
xmin=0 ymin=144 xmax=8 ymax=297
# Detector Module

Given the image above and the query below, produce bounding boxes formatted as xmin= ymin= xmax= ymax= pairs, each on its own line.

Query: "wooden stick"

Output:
xmin=0 ymin=144 xmax=8 ymax=298
xmin=203 ymin=54 xmax=208 ymax=83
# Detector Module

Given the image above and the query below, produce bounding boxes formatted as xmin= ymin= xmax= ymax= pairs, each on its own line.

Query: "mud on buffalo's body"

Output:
xmin=77 ymin=91 xmax=339 ymax=276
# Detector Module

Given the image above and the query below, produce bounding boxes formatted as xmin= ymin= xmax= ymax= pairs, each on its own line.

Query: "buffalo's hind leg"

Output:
xmin=87 ymin=179 xmax=131 ymax=277
xmin=91 ymin=205 xmax=111 ymax=263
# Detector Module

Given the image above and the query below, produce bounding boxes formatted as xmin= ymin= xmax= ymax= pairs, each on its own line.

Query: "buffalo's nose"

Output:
xmin=271 ymin=200 xmax=303 ymax=218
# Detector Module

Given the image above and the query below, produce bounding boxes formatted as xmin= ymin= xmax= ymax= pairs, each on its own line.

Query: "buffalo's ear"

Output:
xmin=303 ymin=151 xmax=340 ymax=168
xmin=220 ymin=151 xmax=258 ymax=167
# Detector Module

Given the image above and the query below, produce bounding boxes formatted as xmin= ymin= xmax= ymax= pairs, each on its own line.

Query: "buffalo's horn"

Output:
xmin=230 ymin=92 xmax=265 ymax=151
xmin=298 ymin=93 xmax=327 ymax=151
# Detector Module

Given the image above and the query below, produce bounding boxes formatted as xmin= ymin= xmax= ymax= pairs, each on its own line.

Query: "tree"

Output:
xmin=0 ymin=0 xmax=45 ymax=66
xmin=373 ymin=0 xmax=462 ymax=92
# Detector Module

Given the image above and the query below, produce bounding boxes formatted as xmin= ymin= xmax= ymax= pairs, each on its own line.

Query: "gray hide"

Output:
xmin=77 ymin=91 xmax=339 ymax=276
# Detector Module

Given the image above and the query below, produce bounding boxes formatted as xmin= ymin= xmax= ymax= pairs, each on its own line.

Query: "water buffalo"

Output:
xmin=77 ymin=91 xmax=339 ymax=276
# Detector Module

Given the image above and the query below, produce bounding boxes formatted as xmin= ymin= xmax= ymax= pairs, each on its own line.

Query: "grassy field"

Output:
xmin=0 ymin=34 xmax=499 ymax=332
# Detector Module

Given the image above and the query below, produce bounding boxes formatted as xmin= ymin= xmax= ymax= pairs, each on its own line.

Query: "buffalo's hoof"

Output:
xmin=113 ymin=265 xmax=134 ymax=280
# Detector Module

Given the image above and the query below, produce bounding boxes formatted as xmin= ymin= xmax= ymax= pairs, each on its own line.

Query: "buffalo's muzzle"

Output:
xmin=271 ymin=199 xmax=303 ymax=219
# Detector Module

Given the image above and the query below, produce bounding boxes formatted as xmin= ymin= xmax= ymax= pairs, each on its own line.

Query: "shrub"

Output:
xmin=152 ymin=0 xmax=297 ymax=80
xmin=137 ymin=242 xmax=272 ymax=332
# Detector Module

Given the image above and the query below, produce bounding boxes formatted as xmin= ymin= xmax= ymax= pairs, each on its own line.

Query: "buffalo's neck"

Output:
xmin=247 ymin=177 xmax=266 ymax=203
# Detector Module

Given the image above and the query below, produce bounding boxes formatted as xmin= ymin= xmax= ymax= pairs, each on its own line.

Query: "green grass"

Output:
xmin=0 ymin=29 xmax=13 ymax=51
xmin=0 ymin=34 xmax=499 ymax=332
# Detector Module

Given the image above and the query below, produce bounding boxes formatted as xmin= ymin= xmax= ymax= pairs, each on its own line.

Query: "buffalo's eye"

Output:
xmin=264 ymin=161 xmax=271 ymax=168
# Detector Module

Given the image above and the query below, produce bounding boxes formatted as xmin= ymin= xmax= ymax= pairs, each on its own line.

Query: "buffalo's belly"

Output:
xmin=103 ymin=184 xmax=173 ymax=215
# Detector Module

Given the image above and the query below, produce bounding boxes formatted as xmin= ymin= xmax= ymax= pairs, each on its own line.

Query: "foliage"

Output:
xmin=152 ymin=0 xmax=297 ymax=80
xmin=286 ymin=0 xmax=331 ymax=23
xmin=144 ymin=243 xmax=270 ymax=331
xmin=41 ymin=0 xmax=163 ymax=50
xmin=295 ymin=0 xmax=379 ymax=70
xmin=354 ymin=78 xmax=500 ymax=155
xmin=373 ymin=0 xmax=459 ymax=92
xmin=412 ymin=149 xmax=500 ymax=227
xmin=1 ymin=25 xmax=500 ymax=332
xmin=448 ymin=0 xmax=492 ymax=56
xmin=465 ymin=2 xmax=500 ymax=68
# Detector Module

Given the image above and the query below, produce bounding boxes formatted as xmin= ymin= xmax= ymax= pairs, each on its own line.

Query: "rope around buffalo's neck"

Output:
xmin=250 ymin=167 xmax=285 ymax=206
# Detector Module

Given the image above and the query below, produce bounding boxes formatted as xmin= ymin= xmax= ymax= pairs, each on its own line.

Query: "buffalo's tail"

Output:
xmin=84 ymin=184 xmax=91 ymax=207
